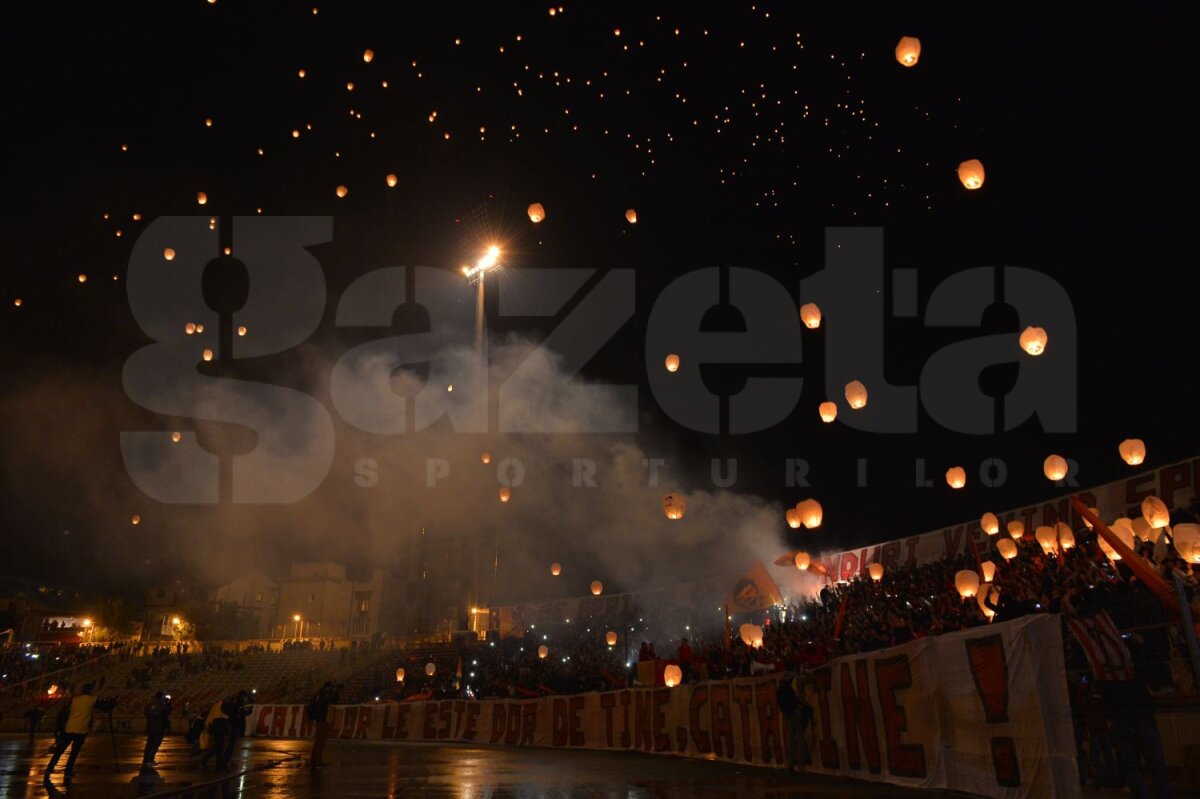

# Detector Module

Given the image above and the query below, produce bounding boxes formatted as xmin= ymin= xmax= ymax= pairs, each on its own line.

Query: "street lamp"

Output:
xmin=461 ymin=245 xmax=501 ymax=354
xmin=293 ymin=614 xmax=302 ymax=638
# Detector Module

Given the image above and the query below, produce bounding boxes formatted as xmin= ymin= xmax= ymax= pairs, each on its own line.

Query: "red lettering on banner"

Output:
xmin=709 ymin=684 xmax=734 ymax=759
xmin=1042 ymin=498 xmax=1070 ymax=526
xmin=875 ymin=655 xmax=927 ymax=778
xmin=754 ymin=680 xmax=785 ymax=765
xmin=452 ymin=701 xmax=466 ymax=738
xmin=689 ymin=685 xmax=711 ymax=753
xmin=253 ymin=707 xmax=270 ymax=736
xmin=732 ymin=683 xmax=754 ymax=761
xmin=489 ymin=705 xmax=505 ymax=744
xmin=520 ymin=703 xmax=537 ymax=746
xmin=634 ymin=692 xmax=653 ymax=751
xmin=1160 ymin=463 xmax=1191 ymax=509
xmin=881 ymin=541 xmax=901 ymax=570
xmin=813 ymin=667 xmax=839 ymax=768
xmin=271 ymin=706 xmax=286 ymax=738
xmin=422 ymin=704 xmax=437 ymax=740
xmin=600 ymin=692 xmax=616 ymax=747
xmin=839 ymin=552 xmax=859 ymax=581
xmin=394 ymin=704 xmax=410 ymax=740
xmin=569 ymin=695 xmax=585 ymax=747
xmin=619 ymin=690 xmax=632 ymax=748
xmin=840 ymin=660 xmax=881 ymax=774
xmin=463 ymin=703 xmax=480 ymax=741
xmin=942 ymin=525 xmax=964 ymax=558
xmin=903 ymin=536 xmax=919 ymax=565
xmin=965 ymin=635 xmax=1021 ymax=788
xmin=437 ymin=701 xmax=452 ymax=739
xmin=552 ymin=698 xmax=569 ymax=747
xmin=652 ymin=689 xmax=671 ymax=752
xmin=339 ymin=707 xmax=357 ymax=739
xmin=819 ymin=555 xmax=840 ymax=579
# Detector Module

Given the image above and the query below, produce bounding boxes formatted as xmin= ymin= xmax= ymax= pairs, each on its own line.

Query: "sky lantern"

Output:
xmin=13 ymin=299 xmax=21 ymax=307
xmin=550 ymin=562 xmax=562 ymax=576
xmin=425 ymin=662 xmax=436 ymax=676
xmin=363 ymin=49 xmax=375 ymax=63
xmin=197 ymin=191 xmax=207 ymax=205
xmin=527 ymin=202 xmax=545 ymax=223
xmin=799 ymin=303 xmax=821 ymax=329
xmin=844 ymin=380 xmax=867 ymax=409
xmin=868 ymin=562 xmax=884 ymax=581
xmin=957 ymin=159 xmax=985 ymax=190
xmin=796 ymin=498 xmax=823 ymax=529
xmin=1141 ymin=496 xmax=1170 ymax=528
xmin=1007 ymin=520 xmax=1024 ymax=540
xmin=48 ymin=684 xmax=59 ymax=696
xmin=131 ymin=515 xmax=141 ymax=525
xmin=945 ymin=467 xmax=966 ymax=489
xmin=1172 ymin=523 xmax=1200 ymax=564
xmin=605 ymin=631 xmax=617 ymax=646
xmin=237 ymin=326 xmax=247 ymax=336
xmin=1132 ymin=518 xmax=1154 ymax=542
xmin=336 ymin=185 xmax=349 ymax=198
xmin=196 ymin=324 xmax=205 ymax=333
xmin=894 ymin=36 xmax=921 ymax=67
xmin=664 ymin=664 xmax=682 ymax=688
xmin=625 ymin=208 xmax=637 ymax=224
xmin=1019 ymin=326 xmax=1048 ymax=356
xmin=77 ymin=274 xmax=88 ymax=283
xmin=590 ymin=580 xmax=603 ymax=596
xmin=794 ymin=551 xmax=810 ymax=571
xmin=538 ymin=645 xmax=548 ymax=659
xmin=664 ymin=353 xmax=680 ymax=372
xmin=481 ymin=452 xmax=491 ymax=464
xmin=499 ymin=487 xmax=511 ymax=503
xmin=163 ymin=248 xmax=176 ymax=261
xmin=663 ymin=493 xmax=687 ymax=520
xmin=978 ymin=588 xmax=997 ymax=620
xmin=785 ymin=508 xmax=801 ymax=529
xmin=1035 ymin=525 xmax=1058 ymax=554
xmin=981 ymin=512 xmax=1000 ymax=535
xmin=738 ymin=623 xmax=763 ymax=648
xmin=202 ymin=349 xmax=214 ymax=362
xmin=386 ymin=173 xmax=398 ymax=187
xmin=1043 ymin=454 xmax=1068 ymax=482
xmin=997 ymin=539 xmax=1018 ymax=560
xmin=1098 ymin=537 xmax=1120 ymax=561
xmin=955 ymin=569 xmax=980 ymax=599
xmin=1058 ymin=525 xmax=1076 ymax=550
xmin=818 ymin=402 xmax=837 ymax=423
xmin=981 ymin=561 xmax=996 ymax=583
xmin=185 ymin=323 xmax=196 ymax=335
xmin=1118 ymin=438 xmax=1146 ymax=466
xmin=395 ymin=668 xmax=405 ymax=682
xmin=171 ymin=432 xmax=182 ymax=443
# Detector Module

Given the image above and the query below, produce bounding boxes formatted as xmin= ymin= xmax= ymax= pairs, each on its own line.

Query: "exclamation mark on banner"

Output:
xmin=965 ymin=635 xmax=1021 ymax=787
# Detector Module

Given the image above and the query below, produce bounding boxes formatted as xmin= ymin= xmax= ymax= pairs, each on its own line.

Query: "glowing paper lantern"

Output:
xmin=799 ymin=303 xmax=821 ymax=329
xmin=527 ymin=203 xmax=545 ymax=223
xmin=237 ymin=326 xmax=247 ymax=337
xmin=481 ymin=452 xmax=491 ymax=464
xmin=499 ymin=487 xmax=511 ymax=503
xmin=796 ymin=499 xmax=823 ymax=529
xmin=163 ymin=248 xmax=176 ymax=261
xmin=1098 ymin=537 xmax=1120 ymax=561
xmin=550 ymin=562 xmax=562 ymax=576
xmin=997 ymin=539 xmax=1018 ymax=560
xmin=868 ymin=562 xmax=884 ymax=581
xmin=1110 ymin=518 xmax=1136 ymax=553
xmin=793 ymin=551 xmax=810 ymax=571
xmin=785 ymin=508 xmax=801 ymax=529
xmin=738 ymin=623 xmax=763 ymax=648
xmin=1043 ymin=454 xmax=1068 ymax=482
xmin=606 ymin=631 xmax=617 ymax=646
xmin=664 ymin=354 xmax=680 ymax=372
xmin=1035 ymin=525 xmax=1058 ymax=554
xmin=171 ymin=432 xmax=182 ymax=443
xmin=1141 ymin=496 xmax=1170 ymax=529
xmin=78 ymin=274 xmax=88 ymax=283
xmin=1019 ymin=327 xmax=1048 ymax=356
xmin=818 ymin=402 xmax=837 ymax=423
xmin=185 ymin=323 xmax=197 ymax=335
xmin=978 ymin=587 xmax=997 ymax=620
xmin=981 ymin=512 xmax=1000 ymax=536
xmin=386 ymin=174 xmax=398 ymax=187
xmin=202 ymin=349 xmax=214 ymax=362
xmin=131 ymin=515 xmax=141 ymax=525
xmin=663 ymin=493 xmax=687 ymax=520
xmin=1058 ymin=525 xmax=1076 ymax=550
xmin=945 ymin=467 xmax=966 ymax=489
xmin=363 ymin=49 xmax=375 ymax=63
xmin=425 ymin=662 xmax=436 ymax=676
xmin=1172 ymin=523 xmax=1200 ymax=564
xmin=197 ymin=192 xmax=208 ymax=205
xmin=1007 ymin=520 xmax=1025 ymax=540
xmin=336 ymin=185 xmax=349 ymax=198
xmin=955 ymin=569 xmax=980 ymax=599
xmin=625 ymin=208 xmax=638 ymax=224
xmin=591 ymin=580 xmax=603 ymax=596
xmin=894 ymin=36 xmax=921 ymax=67
xmin=395 ymin=668 xmax=405 ymax=682
xmin=664 ymin=664 xmax=683 ymax=687
xmin=1130 ymin=518 xmax=1153 ymax=543
xmin=981 ymin=561 xmax=996 ymax=583
xmin=957 ymin=159 xmax=985 ymax=190
xmin=537 ymin=645 xmax=548 ymax=659
xmin=844 ymin=380 xmax=868 ymax=409
xmin=1118 ymin=439 xmax=1146 ymax=466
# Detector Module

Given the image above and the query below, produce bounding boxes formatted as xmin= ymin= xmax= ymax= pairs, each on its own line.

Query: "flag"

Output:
xmin=726 ymin=562 xmax=783 ymax=613
xmin=454 ymin=656 xmax=463 ymax=688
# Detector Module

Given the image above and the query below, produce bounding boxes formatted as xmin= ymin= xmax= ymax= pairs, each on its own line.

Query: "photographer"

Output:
xmin=307 ymin=682 xmax=340 ymax=772
xmin=43 ymin=683 xmax=112 ymax=782
xmin=142 ymin=691 xmax=172 ymax=769
xmin=223 ymin=690 xmax=253 ymax=770
xmin=198 ymin=697 xmax=231 ymax=772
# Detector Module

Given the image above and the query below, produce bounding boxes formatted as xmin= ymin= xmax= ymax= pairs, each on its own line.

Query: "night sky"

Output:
xmin=2 ymin=2 xmax=1198 ymax=595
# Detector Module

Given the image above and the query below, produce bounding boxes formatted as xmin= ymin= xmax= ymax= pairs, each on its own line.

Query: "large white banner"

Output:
xmin=250 ymin=615 xmax=1078 ymax=798
xmin=813 ymin=457 xmax=1198 ymax=581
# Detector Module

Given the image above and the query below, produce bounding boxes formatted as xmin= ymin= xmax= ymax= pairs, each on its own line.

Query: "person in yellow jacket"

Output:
xmin=43 ymin=683 xmax=98 ymax=781
xmin=198 ymin=697 xmax=232 ymax=772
